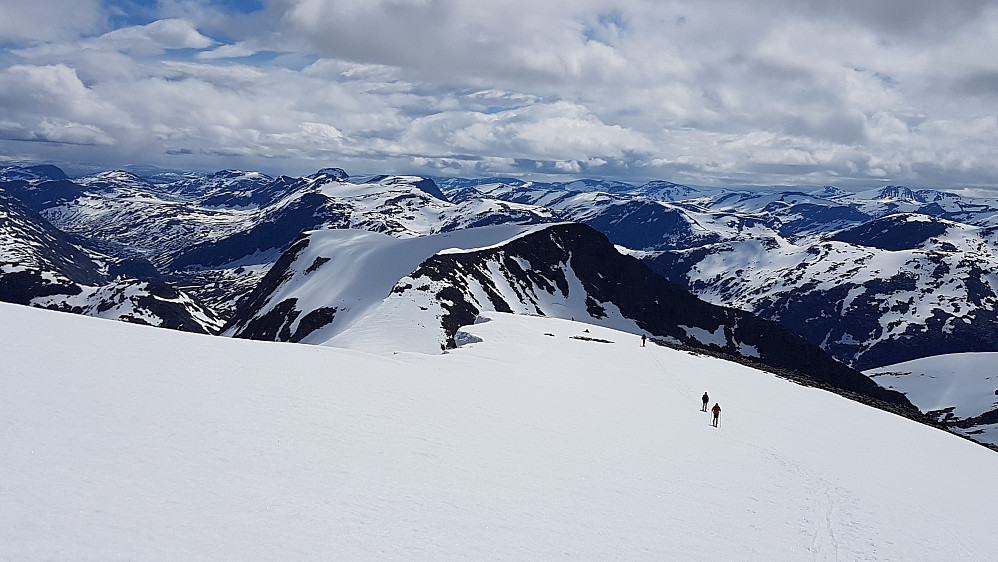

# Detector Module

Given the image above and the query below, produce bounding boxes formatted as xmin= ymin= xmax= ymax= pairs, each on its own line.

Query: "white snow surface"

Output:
xmin=867 ymin=352 xmax=998 ymax=446
xmin=4 ymin=301 xmax=998 ymax=560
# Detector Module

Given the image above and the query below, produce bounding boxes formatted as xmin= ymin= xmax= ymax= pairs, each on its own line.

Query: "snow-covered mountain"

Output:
xmin=645 ymin=213 xmax=998 ymax=369
xmin=4 ymin=301 xmax=997 ymax=559
xmin=15 ymin=168 xmax=556 ymax=319
xmin=435 ymin=178 xmax=998 ymax=370
xmin=5 ymin=163 xmax=998 ymax=448
xmin=441 ymin=179 xmax=737 ymax=251
xmin=0 ymin=192 xmax=105 ymax=303
xmin=0 ymin=191 xmax=221 ymax=333
xmin=867 ymin=352 xmax=998 ymax=446
xmin=225 ymin=221 xmax=909 ymax=407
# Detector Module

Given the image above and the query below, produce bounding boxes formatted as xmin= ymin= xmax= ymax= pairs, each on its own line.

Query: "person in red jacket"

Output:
xmin=711 ymin=403 xmax=721 ymax=427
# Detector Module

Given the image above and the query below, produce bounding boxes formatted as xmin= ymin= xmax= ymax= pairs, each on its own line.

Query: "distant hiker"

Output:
xmin=702 ymin=392 xmax=709 ymax=412
xmin=641 ymin=334 xmax=646 ymax=347
xmin=711 ymin=403 xmax=721 ymax=427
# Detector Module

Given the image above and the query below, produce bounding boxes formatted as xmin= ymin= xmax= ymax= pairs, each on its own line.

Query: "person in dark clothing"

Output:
xmin=711 ymin=403 xmax=721 ymax=427
xmin=701 ymin=392 xmax=709 ymax=411
xmin=641 ymin=334 xmax=646 ymax=347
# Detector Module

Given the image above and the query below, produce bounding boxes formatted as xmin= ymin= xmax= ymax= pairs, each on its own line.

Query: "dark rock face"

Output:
xmin=829 ymin=214 xmax=948 ymax=251
xmin=234 ymin=298 xmax=301 ymax=341
xmin=399 ymin=223 xmax=912 ymax=408
xmin=224 ymin=236 xmax=311 ymax=338
xmin=108 ymin=257 xmax=161 ymax=280
xmin=647 ymin=243 xmax=998 ymax=371
xmin=290 ymin=307 xmax=337 ymax=343
xmin=747 ymin=276 xmax=997 ymax=371
xmin=410 ymin=178 xmax=447 ymax=202
xmin=0 ymin=270 xmax=84 ymax=305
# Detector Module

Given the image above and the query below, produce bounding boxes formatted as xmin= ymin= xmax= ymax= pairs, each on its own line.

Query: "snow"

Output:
xmin=316 ymin=231 xmax=642 ymax=354
xmin=243 ymin=224 xmax=555 ymax=343
xmin=867 ymin=352 xmax=998 ymax=446
xmin=6 ymin=301 xmax=997 ymax=559
xmin=436 ymin=222 xmax=567 ymax=254
xmin=680 ymin=324 xmax=727 ymax=347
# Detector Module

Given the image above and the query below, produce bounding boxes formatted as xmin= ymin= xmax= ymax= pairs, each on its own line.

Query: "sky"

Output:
xmin=1 ymin=0 xmax=997 ymax=188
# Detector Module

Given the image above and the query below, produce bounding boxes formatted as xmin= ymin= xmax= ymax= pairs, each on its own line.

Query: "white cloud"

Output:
xmin=197 ymin=42 xmax=260 ymax=60
xmin=94 ymin=19 xmax=215 ymax=55
xmin=0 ymin=0 xmax=101 ymax=43
xmin=1 ymin=1 xmax=997 ymax=188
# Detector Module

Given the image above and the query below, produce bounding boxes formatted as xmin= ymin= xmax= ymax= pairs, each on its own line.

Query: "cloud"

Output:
xmin=275 ymin=0 xmax=630 ymax=85
xmin=398 ymin=101 xmax=653 ymax=162
xmin=0 ymin=0 xmax=101 ymax=43
xmin=197 ymin=42 xmax=260 ymax=60
xmin=0 ymin=64 xmax=129 ymax=134
xmin=0 ymin=0 xmax=997 ymax=188
xmin=93 ymin=18 xmax=215 ymax=55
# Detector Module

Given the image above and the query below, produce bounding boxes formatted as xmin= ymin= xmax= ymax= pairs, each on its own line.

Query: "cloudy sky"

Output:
xmin=1 ymin=0 xmax=997 ymax=188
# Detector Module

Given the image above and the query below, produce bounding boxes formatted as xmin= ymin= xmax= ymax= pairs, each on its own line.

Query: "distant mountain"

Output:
xmin=0 ymin=190 xmax=220 ymax=333
xmin=847 ymin=185 xmax=998 ymax=224
xmin=9 ymin=167 xmax=555 ymax=320
xmin=827 ymin=213 xmax=949 ymax=251
xmin=441 ymin=180 xmax=728 ymax=251
xmin=646 ymin=213 xmax=998 ymax=369
xmin=0 ymin=192 xmax=104 ymax=303
xmin=0 ymin=163 xmax=68 ymax=183
xmin=628 ymin=180 xmax=700 ymax=201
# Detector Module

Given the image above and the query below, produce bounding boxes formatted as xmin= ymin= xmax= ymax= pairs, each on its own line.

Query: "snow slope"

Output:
xmin=223 ymin=223 xmax=558 ymax=346
xmin=3 ymin=301 xmax=997 ymax=560
xmin=867 ymin=352 xmax=998 ymax=446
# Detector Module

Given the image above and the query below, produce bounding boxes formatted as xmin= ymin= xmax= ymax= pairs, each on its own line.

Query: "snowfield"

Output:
xmin=3 ymin=302 xmax=998 ymax=559
xmin=867 ymin=352 xmax=998 ymax=446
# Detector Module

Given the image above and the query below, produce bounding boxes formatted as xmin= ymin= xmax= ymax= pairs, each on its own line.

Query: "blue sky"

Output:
xmin=1 ymin=0 xmax=997 ymax=188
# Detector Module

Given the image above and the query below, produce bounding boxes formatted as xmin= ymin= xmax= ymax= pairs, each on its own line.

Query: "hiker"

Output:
xmin=711 ymin=403 xmax=721 ymax=427
xmin=641 ymin=334 xmax=646 ymax=347
xmin=701 ymin=392 xmax=709 ymax=412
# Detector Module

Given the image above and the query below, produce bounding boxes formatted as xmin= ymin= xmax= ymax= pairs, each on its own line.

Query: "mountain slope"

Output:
xmin=228 ymin=222 xmax=909 ymax=407
xmin=646 ymin=213 xmax=998 ymax=369
xmin=0 ymin=191 xmax=221 ymax=333
xmin=25 ymin=167 xmax=555 ymax=320
xmin=2 ymin=302 xmax=996 ymax=559
xmin=0 ymin=192 xmax=105 ymax=303
xmin=867 ymin=352 xmax=998 ymax=446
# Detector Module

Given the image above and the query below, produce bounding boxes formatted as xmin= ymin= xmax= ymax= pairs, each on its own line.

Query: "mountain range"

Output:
xmin=2 ymin=162 xmax=997 ymax=446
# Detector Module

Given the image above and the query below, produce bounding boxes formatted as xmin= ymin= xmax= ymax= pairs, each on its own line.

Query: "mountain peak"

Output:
xmin=809 ymin=185 xmax=850 ymax=199
xmin=876 ymin=185 xmax=960 ymax=204
xmin=309 ymin=168 xmax=349 ymax=181
xmin=0 ymin=164 xmax=68 ymax=183
xmin=878 ymin=185 xmax=918 ymax=201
